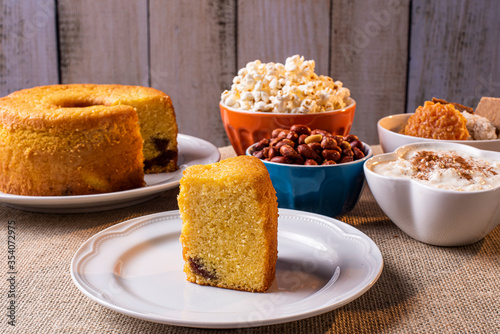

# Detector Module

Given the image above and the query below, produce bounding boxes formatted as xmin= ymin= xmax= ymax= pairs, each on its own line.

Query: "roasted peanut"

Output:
xmin=270 ymin=156 xmax=291 ymax=164
xmin=321 ymin=136 xmax=337 ymax=149
xmin=311 ymin=129 xmax=330 ymax=136
xmin=344 ymin=134 xmax=359 ymax=143
xmin=333 ymin=135 xmax=344 ymax=143
xmin=298 ymin=134 xmax=308 ymax=145
xmin=293 ymin=155 xmax=305 ymax=165
xmin=262 ymin=146 xmax=271 ymax=158
xmin=304 ymin=134 xmax=323 ymax=144
xmin=268 ymin=147 xmax=279 ymax=159
xmin=279 ymin=144 xmax=300 ymax=159
xmin=270 ymin=137 xmax=282 ymax=147
xmin=253 ymin=150 xmax=265 ymax=159
xmin=277 ymin=130 xmax=290 ymax=140
xmin=304 ymin=159 xmax=318 ymax=165
xmin=353 ymin=147 xmax=365 ymax=160
xmin=340 ymin=140 xmax=351 ymax=150
xmin=286 ymin=131 xmax=299 ymax=142
xmin=350 ymin=140 xmax=363 ymax=151
xmin=343 ymin=148 xmax=353 ymax=156
xmin=290 ymin=124 xmax=311 ymax=136
xmin=340 ymin=155 xmax=354 ymax=163
xmin=254 ymin=138 xmax=269 ymax=151
xmin=308 ymin=142 xmax=323 ymax=154
xmin=251 ymin=124 xmax=366 ymax=166
xmin=297 ymin=144 xmax=319 ymax=160
xmin=322 ymin=149 xmax=341 ymax=161
xmin=275 ymin=139 xmax=295 ymax=150
xmin=271 ymin=128 xmax=286 ymax=138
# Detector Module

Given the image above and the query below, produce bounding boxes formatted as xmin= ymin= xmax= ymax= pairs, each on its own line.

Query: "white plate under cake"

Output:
xmin=71 ymin=209 xmax=383 ymax=328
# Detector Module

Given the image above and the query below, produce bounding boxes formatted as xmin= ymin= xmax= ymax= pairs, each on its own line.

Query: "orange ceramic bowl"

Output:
xmin=220 ymin=97 xmax=356 ymax=155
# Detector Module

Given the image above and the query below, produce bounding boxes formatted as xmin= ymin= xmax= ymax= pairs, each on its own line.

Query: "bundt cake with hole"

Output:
xmin=178 ymin=155 xmax=278 ymax=293
xmin=0 ymin=84 xmax=178 ymax=196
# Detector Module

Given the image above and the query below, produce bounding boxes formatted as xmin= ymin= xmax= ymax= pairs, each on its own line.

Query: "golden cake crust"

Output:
xmin=1 ymin=84 xmax=178 ymax=173
xmin=0 ymin=84 xmax=177 ymax=196
xmin=178 ymin=156 xmax=278 ymax=293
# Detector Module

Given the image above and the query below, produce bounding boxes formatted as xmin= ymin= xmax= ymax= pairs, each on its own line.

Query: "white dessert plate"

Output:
xmin=71 ymin=209 xmax=383 ymax=329
xmin=0 ymin=134 xmax=220 ymax=213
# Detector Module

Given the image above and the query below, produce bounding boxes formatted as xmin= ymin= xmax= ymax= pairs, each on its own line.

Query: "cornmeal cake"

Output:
xmin=178 ymin=156 xmax=278 ymax=292
xmin=0 ymin=84 xmax=178 ymax=196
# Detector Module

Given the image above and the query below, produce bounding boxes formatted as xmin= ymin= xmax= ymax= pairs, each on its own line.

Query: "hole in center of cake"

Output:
xmin=55 ymin=97 xmax=109 ymax=108
xmin=58 ymin=100 xmax=106 ymax=108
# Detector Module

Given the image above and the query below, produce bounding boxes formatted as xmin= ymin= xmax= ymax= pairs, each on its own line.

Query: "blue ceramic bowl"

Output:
xmin=246 ymin=142 xmax=373 ymax=217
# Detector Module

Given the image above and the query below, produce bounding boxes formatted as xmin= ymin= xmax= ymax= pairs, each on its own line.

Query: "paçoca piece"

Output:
xmin=371 ymin=149 xmax=500 ymax=191
xmin=475 ymin=96 xmax=500 ymax=134
xmin=221 ymin=55 xmax=350 ymax=114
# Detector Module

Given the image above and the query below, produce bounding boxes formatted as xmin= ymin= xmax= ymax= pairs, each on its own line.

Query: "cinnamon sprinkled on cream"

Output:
xmin=371 ymin=149 xmax=500 ymax=191
xmin=409 ymin=150 xmax=497 ymax=181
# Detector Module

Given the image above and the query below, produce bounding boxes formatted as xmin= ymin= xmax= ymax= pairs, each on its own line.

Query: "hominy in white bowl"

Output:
xmin=365 ymin=142 xmax=500 ymax=246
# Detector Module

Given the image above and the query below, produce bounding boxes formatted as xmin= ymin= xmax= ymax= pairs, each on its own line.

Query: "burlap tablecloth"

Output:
xmin=1 ymin=146 xmax=499 ymax=333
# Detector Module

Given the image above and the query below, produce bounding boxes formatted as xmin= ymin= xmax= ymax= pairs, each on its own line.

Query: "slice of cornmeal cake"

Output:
xmin=178 ymin=155 xmax=278 ymax=292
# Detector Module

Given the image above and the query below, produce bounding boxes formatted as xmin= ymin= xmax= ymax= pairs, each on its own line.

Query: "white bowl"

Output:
xmin=377 ymin=113 xmax=500 ymax=153
xmin=364 ymin=142 xmax=500 ymax=246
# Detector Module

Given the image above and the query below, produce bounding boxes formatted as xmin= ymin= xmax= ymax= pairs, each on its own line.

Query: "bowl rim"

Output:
xmin=220 ymin=97 xmax=356 ymax=115
xmin=364 ymin=141 xmax=500 ymax=194
xmin=377 ymin=113 xmax=500 ymax=144
xmin=246 ymin=141 xmax=373 ymax=168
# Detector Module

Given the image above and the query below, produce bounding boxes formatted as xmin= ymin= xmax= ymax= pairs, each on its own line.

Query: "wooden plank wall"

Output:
xmin=0 ymin=0 xmax=58 ymax=92
xmin=407 ymin=0 xmax=500 ymax=113
xmin=57 ymin=0 xmax=149 ymax=86
xmin=1 ymin=0 xmax=499 ymax=147
xmin=331 ymin=0 xmax=410 ymax=144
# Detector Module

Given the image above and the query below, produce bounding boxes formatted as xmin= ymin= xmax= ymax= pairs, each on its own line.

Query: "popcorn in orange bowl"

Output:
xmin=220 ymin=55 xmax=356 ymax=155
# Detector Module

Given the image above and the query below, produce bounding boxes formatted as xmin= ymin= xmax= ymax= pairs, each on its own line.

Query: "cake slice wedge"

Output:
xmin=178 ymin=155 xmax=278 ymax=292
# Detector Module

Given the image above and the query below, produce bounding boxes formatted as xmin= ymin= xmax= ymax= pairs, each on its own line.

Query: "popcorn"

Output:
xmin=221 ymin=55 xmax=351 ymax=113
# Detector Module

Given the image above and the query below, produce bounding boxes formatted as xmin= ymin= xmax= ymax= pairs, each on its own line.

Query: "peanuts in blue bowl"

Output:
xmin=246 ymin=126 xmax=373 ymax=217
